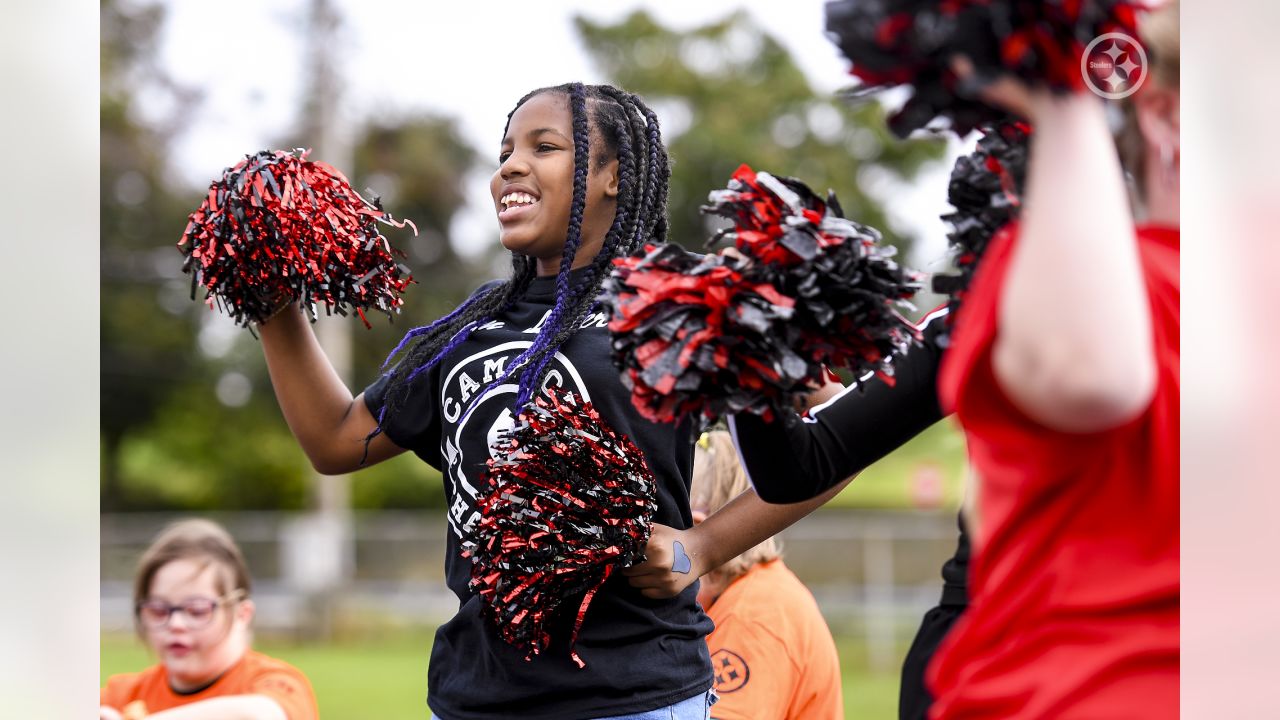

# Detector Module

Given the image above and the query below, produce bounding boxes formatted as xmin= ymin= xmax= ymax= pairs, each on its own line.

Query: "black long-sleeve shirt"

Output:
xmin=727 ymin=307 xmax=969 ymax=604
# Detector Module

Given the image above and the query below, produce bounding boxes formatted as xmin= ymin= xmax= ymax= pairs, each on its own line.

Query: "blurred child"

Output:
xmin=101 ymin=519 xmax=318 ymax=720
xmin=691 ymin=430 xmax=842 ymax=720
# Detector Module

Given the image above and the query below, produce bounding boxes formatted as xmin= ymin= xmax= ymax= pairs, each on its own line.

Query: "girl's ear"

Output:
xmin=236 ymin=597 xmax=256 ymax=627
xmin=601 ymin=157 xmax=620 ymax=199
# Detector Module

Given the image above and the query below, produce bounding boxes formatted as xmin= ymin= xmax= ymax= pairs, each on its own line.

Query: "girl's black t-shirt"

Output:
xmin=363 ymin=268 xmax=713 ymax=720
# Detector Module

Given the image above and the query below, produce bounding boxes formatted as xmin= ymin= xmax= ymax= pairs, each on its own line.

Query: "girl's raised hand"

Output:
xmin=951 ymin=55 xmax=1043 ymax=122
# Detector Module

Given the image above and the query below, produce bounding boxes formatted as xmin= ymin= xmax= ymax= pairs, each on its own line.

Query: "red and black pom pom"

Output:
xmin=463 ymin=387 xmax=657 ymax=668
xmin=605 ymin=243 xmax=812 ymax=423
xmin=932 ymin=121 xmax=1031 ymax=321
xmin=178 ymin=148 xmax=417 ymax=328
xmin=824 ymin=0 xmax=1143 ymax=137
xmin=704 ymin=165 xmax=922 ymax=378
xmin=605 ymin=165 xmax=921 ymax=424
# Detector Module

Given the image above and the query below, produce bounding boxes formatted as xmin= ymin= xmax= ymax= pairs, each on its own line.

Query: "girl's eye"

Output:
xmin=498 ymin=151 xmax=512 ymax=164
xmin=184 ymin=602 xmax=215 ymax=620
xmin=537 ymin=143 xmax=557 ymax=152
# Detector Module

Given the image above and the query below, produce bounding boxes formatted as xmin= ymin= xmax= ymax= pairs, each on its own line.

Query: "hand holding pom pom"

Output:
xmin=178 ymin=149 xmax=418 ymax=329
xmin=824 ymin=0 xmax=1143 ymax=136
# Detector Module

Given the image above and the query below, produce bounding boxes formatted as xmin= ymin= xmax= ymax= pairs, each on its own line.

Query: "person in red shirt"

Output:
xmin=928 ymin=3 xmax=1180 ymax=717
xmin=691 ymin=430 xmax=844 ymax=720
xmin=101 ymin=519 xmax=318 ymax=720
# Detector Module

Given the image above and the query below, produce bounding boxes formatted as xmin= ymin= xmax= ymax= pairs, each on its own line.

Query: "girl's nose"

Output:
xmin=500 ymin=153 xmax=529 ymax=179
xmin=165 ymin=610 xmax=192 ymax=630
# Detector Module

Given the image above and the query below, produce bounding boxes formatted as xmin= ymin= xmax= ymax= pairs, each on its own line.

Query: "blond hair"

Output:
xmin=1117 ymin=0 xmax=1180 ymax=198
xmin=133 ymin=518 xmax=252 ymax=636
xmin=691 ymin=430 xmax=781 ymax=581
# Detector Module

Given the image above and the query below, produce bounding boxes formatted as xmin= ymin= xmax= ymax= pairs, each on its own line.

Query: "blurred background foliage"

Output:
xmin=576 ymin=10 xmax=945 ymax=256
xmin=101 ymin=0 xmax=957 ymax=513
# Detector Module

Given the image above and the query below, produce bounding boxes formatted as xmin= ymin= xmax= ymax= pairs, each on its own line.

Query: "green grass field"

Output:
xmin=102 ymin=631 xmax=900 ymax=718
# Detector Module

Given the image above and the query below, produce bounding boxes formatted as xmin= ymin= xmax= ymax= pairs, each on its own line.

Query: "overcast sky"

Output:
xmin=149 ymin=0 xmax=965 ymax=270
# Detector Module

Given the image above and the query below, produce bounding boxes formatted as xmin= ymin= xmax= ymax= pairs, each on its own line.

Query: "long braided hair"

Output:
xmin=373 ymin=83 xmax=671 ymax=436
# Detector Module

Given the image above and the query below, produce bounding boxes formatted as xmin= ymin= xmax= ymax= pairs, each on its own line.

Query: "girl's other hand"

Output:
xmin=622 ymin=524 xmax=707 ymax=599
xmin=100 ymin=706 xmax=124 ymax=720
xmin=951 ymin=55 xmax=1042 ymax=121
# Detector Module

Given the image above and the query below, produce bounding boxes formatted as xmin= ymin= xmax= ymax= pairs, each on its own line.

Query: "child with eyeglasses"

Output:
xmin=101 ymin=519 xmax=318 ymax=720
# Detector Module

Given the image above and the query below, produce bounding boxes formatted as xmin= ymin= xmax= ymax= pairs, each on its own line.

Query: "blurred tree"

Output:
xmin=100 ymin=0 xmax=208 ymax=510
xmin=270 ymin=114 xmax=491 ymax=510
xmin=100 ymin=0 xmax=487 ymax=511
xmin=574 ymin=10 xmax=945 ymax=257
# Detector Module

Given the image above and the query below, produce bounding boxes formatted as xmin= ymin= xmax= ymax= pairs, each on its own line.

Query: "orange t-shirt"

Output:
xmin=101 ymin=649 xmax=318 ymax=720
xmin=703 ymin=559 xmax=842 ymax=720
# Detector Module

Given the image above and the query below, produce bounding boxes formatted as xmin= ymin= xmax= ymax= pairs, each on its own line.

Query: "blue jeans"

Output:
xmin=430 ymin=689 xmax=717 ymax=720
xmin=593 ymin=689 xmax=716 ymax=720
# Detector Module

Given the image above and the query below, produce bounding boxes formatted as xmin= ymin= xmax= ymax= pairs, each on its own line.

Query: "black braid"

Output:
xmin=505 ymin=83 xmax=593 ymax=407
xmin=514 ymin=87 xmax=673 ymax=390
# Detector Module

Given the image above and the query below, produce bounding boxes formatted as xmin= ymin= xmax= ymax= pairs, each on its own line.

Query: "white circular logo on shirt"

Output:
xmin=437 ymin=341 xmax=591 ymax=541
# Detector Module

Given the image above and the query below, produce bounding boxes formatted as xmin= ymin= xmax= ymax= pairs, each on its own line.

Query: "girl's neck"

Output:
xmin=536 ymin=237 xmax=604 ymax=277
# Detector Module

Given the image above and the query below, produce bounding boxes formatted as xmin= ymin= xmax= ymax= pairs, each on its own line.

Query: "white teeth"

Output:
xmin=501 ymin=192 xmax=538 ymax=209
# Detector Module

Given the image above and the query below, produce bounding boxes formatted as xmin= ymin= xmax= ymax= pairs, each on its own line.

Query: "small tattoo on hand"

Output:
xmin=671 ymin=540 xmax=692 ymax=574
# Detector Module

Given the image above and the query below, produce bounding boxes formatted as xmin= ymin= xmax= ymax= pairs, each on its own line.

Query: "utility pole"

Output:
xmin=280 ymin=0 xmax=356 ymax=641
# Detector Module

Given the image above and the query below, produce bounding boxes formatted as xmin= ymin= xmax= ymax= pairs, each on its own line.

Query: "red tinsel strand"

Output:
xmin=178 ymin=148 xmax=418 ymax=328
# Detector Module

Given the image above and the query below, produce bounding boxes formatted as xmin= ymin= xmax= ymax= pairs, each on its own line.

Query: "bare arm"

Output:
xmin=623 ymin=478 xmax=853 ymax=599
xmin=992 ymin=93 xmax=1156 ymax=432
xmin=141 ymin=695 xmax=288 ymax=720
xmin=257 ymin=307 xmax=404 ymax=474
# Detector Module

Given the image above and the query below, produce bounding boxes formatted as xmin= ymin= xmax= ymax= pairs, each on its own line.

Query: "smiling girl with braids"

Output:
xmin=255 ymin=83 xmax=835 ymax=720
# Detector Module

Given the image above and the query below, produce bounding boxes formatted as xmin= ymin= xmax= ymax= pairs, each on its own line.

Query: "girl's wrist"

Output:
xmin=255 ymin=297 xmax=297 ymax=329
xmin=1028 ymin=90 xmax=1107 ymax=127
xmin=682 ymin=526 xmax=716 ymax=578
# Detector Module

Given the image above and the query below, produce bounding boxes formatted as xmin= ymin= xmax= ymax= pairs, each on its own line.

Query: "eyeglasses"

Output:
xmin=136 ymin=590 xmax=245 ymax=629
